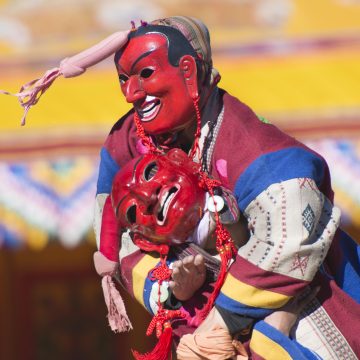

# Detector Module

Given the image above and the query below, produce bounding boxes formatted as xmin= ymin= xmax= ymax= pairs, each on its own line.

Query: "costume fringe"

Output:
xmin=102 ymin=275 xmax=133 ymax=332
xmin=0 ymin=68 xmax=61 ymax=125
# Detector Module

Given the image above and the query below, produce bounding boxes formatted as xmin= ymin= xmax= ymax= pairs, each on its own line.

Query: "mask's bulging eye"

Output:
xmin=119 ymin=74 xmax=129 ymax=84
xmin=143 ymin=162 xmax=158 ymax=181
xmin=140 ymin=68 xmax=154 ymax=78
xmin=126 ymin=205 xmax=137 ymax=224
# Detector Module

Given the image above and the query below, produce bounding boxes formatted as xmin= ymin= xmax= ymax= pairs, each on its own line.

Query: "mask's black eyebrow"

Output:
xmin=130 ymin=49 xmax=155 ymax=73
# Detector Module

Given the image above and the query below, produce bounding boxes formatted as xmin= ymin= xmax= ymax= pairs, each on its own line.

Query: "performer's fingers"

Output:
xmin=182 ymin=255 xmax=195 ymax=270
xmin=172 ymin=266 xmax=183 ymax=282
xmin=193 ymin=254 xmax=206 ymax=272
xmin=173 ymin=260 xmax=187 ymax=277
xmin=173 ymin=260 xmax=183 ymax=269
xmin=169 ymin=280 xmax=175 ymax=290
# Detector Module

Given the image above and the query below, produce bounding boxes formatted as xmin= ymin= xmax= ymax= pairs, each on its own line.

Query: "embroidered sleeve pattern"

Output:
xmin=240 ymin=178 xmax=340 ymax=280
xmin=216 ymin=178 xmax=340 ymax=317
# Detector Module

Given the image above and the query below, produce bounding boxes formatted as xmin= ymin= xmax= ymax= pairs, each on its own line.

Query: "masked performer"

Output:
xmin=4 ymin=16 xmax=360 ymax=359
xmin=94 ymin=18 xmax=360 ymax=359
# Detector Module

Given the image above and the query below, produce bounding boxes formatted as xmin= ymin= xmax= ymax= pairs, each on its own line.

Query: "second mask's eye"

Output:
xmin=143 ymin=162 xmax=158 ymax=181
xmin=126 ymin=205 xmax=137 ymax=224
xmin=140 ymin=68 xmax=154 ymax=79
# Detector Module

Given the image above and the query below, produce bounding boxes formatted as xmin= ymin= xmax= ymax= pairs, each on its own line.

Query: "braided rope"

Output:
xmin=134 ymin=112 xmax=163 ymax=155
xmin=189 ymin=96 xmax=202 ymax=160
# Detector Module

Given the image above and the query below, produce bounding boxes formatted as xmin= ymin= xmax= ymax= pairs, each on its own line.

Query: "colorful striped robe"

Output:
xmin=95 ymin=89 xmax=360 ymax=358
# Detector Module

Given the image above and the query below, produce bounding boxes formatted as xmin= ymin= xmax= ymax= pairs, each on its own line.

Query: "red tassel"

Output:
xmin=191 ymin=170 xmax=237 ymax=325
xmin=194 ymin=245 xmax=230 ymax=325
xmin=132 ymin=324 xmax=173 ymax=360
xmin=131 ymin=236 xmax=184 ymax=360
xmin=200 ymin=225 xmax=235 ymax=318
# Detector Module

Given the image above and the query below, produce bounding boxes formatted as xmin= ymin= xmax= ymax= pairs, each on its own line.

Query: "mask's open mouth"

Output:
xmin=137 ymin=96 xmax=161 ymax=122
xmin=157 ymin=186 xmax=179 ymax=225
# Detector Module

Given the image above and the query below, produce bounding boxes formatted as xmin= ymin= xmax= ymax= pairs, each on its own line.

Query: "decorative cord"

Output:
xmin=189 ymin=96 xmax=202 ymax=160
xmin=132 ymin=235 xmax=186 ymax=360
xmin=132 ymin=93 xmax=235 ymax=357
xmin=194 ymin=171 xmax=236 ymax=324
xmin=134 ymin=112 xmax=163 ymax=155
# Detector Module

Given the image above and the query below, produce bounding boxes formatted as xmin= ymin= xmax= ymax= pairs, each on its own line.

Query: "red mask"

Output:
xmin=111 ymin=149 xmax=205 ymax=244
xmin=116 ymin=33 xmax=195 ymax=135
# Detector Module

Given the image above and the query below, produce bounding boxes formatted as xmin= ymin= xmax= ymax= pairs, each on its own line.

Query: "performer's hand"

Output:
xmin=264 ymin=286 xmax=320 ymax=336
xmin=169 ymin=254 xmax=206 ymax=301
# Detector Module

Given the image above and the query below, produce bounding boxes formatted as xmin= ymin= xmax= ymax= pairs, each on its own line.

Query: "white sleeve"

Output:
xmin=238 ymin=178 xmax=341 ymax=281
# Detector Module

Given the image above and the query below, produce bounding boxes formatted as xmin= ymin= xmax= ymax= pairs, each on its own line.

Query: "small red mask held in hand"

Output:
xmin=111 ymin=148 xmax=206 ymax=244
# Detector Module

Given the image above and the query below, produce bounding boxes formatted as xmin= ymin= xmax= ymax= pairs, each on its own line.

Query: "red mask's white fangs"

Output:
xmin=138 ymin=95 xmax=161 ymax=122
xmin=157 ymin=186 xmax=179 ymax=225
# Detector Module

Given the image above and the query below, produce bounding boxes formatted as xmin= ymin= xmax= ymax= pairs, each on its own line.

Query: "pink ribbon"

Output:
xmin=1 ymin=30 xmax=130 ymax=125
